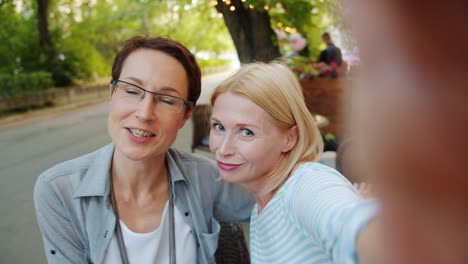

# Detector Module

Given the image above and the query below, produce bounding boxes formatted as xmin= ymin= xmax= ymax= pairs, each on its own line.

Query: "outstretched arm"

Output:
xmin=285 ymin=166 xmax=379 ymax=264
xmin=356 ymin=215 xmax=383 ymax=264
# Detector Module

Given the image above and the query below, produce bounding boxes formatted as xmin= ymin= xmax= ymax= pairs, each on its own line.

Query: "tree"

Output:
xmin=37 ymin=0 xmax=52 ymax=51
xmin=214 ymin=0 xmax=344 ymax=64
xmin=215 ymin=0 xmax=280 ymax=64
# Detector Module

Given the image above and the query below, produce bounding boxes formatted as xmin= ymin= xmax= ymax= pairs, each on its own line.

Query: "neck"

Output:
xmin=247 ymin=163 xmax=299 ymax=213
xmin=111 ymin=150 xmax=168 ymax=200
xmin=253 ymin=192 xmax=275 ymax=213
xmin=244 ymin=179 xmax=278 ymax=214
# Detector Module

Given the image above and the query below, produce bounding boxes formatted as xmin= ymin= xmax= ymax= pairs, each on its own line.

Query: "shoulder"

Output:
xmin=36 ymin=151 xmax=94 ymax=186
xmin=168 ymin=148 xmax=217 ymax=178
xmin=287 ymin=162 xmax=350 ymax=186
xmin=170 ymin=148 xmax=215 ymax=165
xmin=280 ymin=162 xmax=357 ymax=202
xmin=34 ymin=144 xmax=111 ymax=198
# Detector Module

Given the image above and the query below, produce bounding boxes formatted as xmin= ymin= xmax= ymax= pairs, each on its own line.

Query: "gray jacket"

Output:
xmin=34 ymin=144 xmax=254 ymax=263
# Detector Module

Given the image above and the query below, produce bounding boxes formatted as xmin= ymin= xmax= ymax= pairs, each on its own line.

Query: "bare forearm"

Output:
xmin=356 ymin=216 xmax=383 ymax=264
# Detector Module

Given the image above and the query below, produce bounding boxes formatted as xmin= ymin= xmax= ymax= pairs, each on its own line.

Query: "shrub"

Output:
xmin=0 ymin=72 xmax=53 ymax=98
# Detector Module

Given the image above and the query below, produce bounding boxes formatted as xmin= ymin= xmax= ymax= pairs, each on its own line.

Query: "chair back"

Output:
xmin=215 ymin=222 xmax=251 ymax=264
xmin=191 ymin=104 xmax=212 ymax=152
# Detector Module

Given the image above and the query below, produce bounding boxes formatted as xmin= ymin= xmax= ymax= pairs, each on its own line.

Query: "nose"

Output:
xmin=217 ymin=133 xmax=235 ymax=156
xmin=135 ymin=93 xmax=156 ymax=121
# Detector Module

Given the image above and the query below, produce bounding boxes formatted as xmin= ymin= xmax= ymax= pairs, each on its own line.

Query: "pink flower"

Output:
xmin=289 ymin=33 xmax=307 ymax=51
xmin=275 ymin=29 xmax=287 ymax=40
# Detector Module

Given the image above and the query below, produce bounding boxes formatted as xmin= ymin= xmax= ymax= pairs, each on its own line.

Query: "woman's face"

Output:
xmin=209 ymin=92 xmax=293 ymax=190
xmin=108 ymin=48 xmax=191 ymax=161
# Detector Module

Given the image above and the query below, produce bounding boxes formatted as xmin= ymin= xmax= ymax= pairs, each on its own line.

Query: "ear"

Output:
xmin=281 ymin=125 xmax=299 ymax=153
xmin=179 ymin=106 xmax=195 ymax=128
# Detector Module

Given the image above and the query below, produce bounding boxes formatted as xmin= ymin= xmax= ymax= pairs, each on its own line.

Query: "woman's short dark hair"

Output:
xmin=111 ymin=36 xmax=201 ymax=106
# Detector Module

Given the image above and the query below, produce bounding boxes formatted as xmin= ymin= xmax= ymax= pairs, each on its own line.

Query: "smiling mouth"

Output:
xmin=217 ymin=161 xmax=242 ymax=171
xmin=129 ymin=128 xmax=155 ymax=138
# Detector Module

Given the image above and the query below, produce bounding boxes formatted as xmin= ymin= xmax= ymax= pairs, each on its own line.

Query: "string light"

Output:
xmin=226 ymin=0 xmax=231 ymax=4
xmin=264 ymin=4 xmax=269 ymax=10
xmin=230 ymin=6 xmax=236 ymax=11
xmin=241 ymin=0 xmax=246 ymax=2
xmin=277 ymin=22 xmax=283 ymax=27
xmin=211 ymin=0 xmax=217 ymax=6
xmin=217 ymin=12 xmax=223 ymax=17
xmin=249 ymin=4 xmax=254 ymax=9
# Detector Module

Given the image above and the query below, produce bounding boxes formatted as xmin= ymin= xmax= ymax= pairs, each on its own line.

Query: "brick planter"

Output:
xmin=300 ymin=78 xmax=350 ymax=137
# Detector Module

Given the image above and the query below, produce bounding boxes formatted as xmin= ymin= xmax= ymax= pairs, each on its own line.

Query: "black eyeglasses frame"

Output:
xmin=110 ymin=79 xmax=194 ymax=110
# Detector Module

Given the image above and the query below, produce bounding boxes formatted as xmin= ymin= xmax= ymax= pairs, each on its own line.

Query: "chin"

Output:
xmin=220 ymin=173 xmax=235 ymax=182
xmin=221 ymin=173 xmax=244 ymax=184
xmin=117 ymin=147 xmax=146 ymax=161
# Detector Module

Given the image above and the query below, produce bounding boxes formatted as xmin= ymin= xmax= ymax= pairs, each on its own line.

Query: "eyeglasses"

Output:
xmin=110 ymin=79 xmax=193 ymax=114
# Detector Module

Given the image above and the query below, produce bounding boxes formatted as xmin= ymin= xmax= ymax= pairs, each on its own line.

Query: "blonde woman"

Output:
xmin=209 ymin=61 xmax=380 ymax=263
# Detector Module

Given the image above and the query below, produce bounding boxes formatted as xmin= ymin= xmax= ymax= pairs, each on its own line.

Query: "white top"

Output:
xmin=250 ymin=162 xmax=379 ymax=264
xmin=103 ymin=202 xmax=197 ymax=264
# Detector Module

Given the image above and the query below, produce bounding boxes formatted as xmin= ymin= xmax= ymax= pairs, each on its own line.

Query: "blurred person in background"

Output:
xmin=345 ymin=1 xmax=468 ymax=263
xmin=317 ymin=32 xmax=344 ymax=78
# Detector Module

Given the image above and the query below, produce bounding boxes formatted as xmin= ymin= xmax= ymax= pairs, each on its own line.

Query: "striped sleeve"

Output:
xmin=284 ymin=163 xmax=379 ymax=264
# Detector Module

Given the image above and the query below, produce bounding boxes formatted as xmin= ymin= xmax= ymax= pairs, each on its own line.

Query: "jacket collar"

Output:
xmin=73 ymin=144 xmax=114 ymax=198
xmin=73 ymin=144 xmax=187 ymax=198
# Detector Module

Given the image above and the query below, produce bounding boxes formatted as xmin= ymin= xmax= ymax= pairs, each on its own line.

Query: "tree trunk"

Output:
xmin=37 ymin=0 xmax=53 ymax=51
xmin=215 ymin=0 xmax=281 ymax=64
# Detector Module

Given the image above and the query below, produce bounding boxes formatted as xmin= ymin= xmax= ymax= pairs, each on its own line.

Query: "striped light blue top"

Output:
xmin=250 ymin=162 xmax=378 ymax=264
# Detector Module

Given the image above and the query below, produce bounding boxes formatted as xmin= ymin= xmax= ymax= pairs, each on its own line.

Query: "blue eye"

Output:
xmin=212 ymin=123 xmax=224 ymax=131
xmin=241 ymin=129 xmax=254 ymax=136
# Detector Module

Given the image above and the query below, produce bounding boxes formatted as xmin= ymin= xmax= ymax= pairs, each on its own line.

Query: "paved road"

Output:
xmin=0 ymin=70 xmax=233 ymax=263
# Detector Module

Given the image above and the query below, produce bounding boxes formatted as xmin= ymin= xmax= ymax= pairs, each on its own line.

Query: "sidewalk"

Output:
xmin=0 ymin=97 xmax=109 ymax=131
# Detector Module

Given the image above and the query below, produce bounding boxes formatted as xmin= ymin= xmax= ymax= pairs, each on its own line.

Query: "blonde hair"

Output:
xmin=210 ymin=61 xmax=323 ymax=194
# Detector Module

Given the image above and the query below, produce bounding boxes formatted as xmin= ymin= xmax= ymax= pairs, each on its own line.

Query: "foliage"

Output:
xmin=197 ymin=58 xmax=231 ymax=69
xmin=168 ymin=2 xmax=234 ymax=56
xmin=285 ymin=56 xmax=319 ymax=79
xmin=0 ymin=1 xmax=42 ymax=74
xmin=1 ymin=0 xmax=234 ymax=89
xmin=0 ymin=72 xmax=53 ymax=98
xmin=1 ymin=0 xmax=346 ymax=90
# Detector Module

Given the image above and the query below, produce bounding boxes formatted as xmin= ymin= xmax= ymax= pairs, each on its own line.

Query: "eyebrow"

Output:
xmin=210 ymin=116 xmax=260 ymax=129
xmin=123 ymin=76 xmax=182 ymax=95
